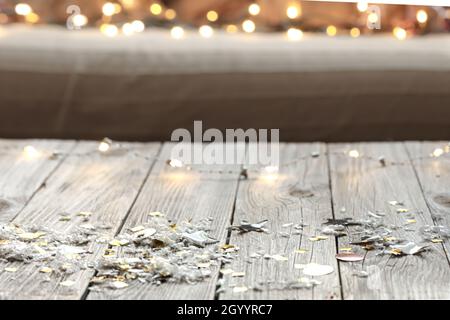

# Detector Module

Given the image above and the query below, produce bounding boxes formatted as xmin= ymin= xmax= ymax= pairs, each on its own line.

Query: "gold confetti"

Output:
xmin=118 ymin=264 xmax=131 ymax=271
xmin=109 ymin=239 xmax=129 ymax=247
xmin=233 ymin=286 xmax=248 ymax=293
xmin=130 ymin=226 xmax=145 ymax=233
xmin=309 ymin=235 xmax=328 ymax=241
xmin=271 ymin=255 xmax=288 ymax=261
xmin=431 ymin=239 xmax=443 ymax=243
xmin=36 ymin=241 xmax=48 ymax=247
xmin=0 ymin=240 xmax=10 ymax=245
xmin=396 ymin=208 xmax=409 ymax=213
xmin=60 ymin=280 xmax=75 ymax=287
xmin=33 ymin=245 xmax=47 ymax=255
xmin=221 ymin=244 xmax=235 ymax=250
xmin=111 ymin=281 xmax=129 ymax=289
xmin=148 ymin=211 xmax=164 ymax=217
xmin=77 ymin=211 xmax=93 ymax=217
xmin=59 ymin=216 xmax=71 ymax=222
xmin=197 ymin=262 xmax=211 ymax=268
xmin=18 ymin=231 xmax=46 ymax=240
xmin=40 ymin=267 xmax=53 ymax=274
xmin=406 ymin=219 xmax=416 ymax=224
xmin=389 ymin=249 xmax=402 ymax=256
xmin=295 ymin=249 xmax=308 ymax=254
xmin=339 ymin=247 xmax=353 ymax=252
xmin=5 ymin=267 xmax=18 ymax=273
xmin=219 ymin=268 xmax=234 ymax=275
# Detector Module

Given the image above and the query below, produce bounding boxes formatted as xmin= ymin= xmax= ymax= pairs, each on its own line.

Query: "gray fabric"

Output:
xmin=0 ymin=25 xmax=449 ymax=141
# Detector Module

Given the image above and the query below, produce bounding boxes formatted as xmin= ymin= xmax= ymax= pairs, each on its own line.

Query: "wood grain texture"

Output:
xmin=1 ymin=140 xmax=450 ymax=300
xmin=405 ymin=141 xmax=450 ymax=257
xmin=0 ymin=139 xmax=75 ymax=223
xmin=220 ymin=143 xmax=340 ymax=300
xmin=329 ymin=142 xmax=450 ymax=300
xmin=0 ymin=141 xmax=160 ymax=300
xmin=87 ymin=143 xmax=243 ymax=300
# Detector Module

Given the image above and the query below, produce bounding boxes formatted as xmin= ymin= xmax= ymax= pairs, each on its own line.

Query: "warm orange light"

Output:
xmin=326 ymin=25 xmax=337 ymax=37
xmin=416 ymin=10 xmax=428 ymax=24
xmin=393 ymin=27 xmax=407 ymax=40
xmin=242 ymin=20 xmax=256 ymax=33
xmin=206 ymin=10 xmax=218 ymax=22
xmin=350 ymin=27 xmax=360 ymax=38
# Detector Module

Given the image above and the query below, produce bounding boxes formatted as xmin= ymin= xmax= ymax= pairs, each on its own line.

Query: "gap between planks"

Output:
xmin=0 ymin=141 xmax=161 ymax=299
xmin=86 ymin=143 xmax=244 ymax=300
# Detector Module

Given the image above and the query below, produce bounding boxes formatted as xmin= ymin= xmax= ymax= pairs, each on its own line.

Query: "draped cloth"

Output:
xmin=0 ymin=25 xmax=449 ymax=141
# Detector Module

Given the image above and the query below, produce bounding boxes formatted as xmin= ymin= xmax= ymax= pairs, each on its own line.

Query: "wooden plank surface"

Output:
xmin=405 ymin=142 xmax=450 ymax=256
xmin=0 ymin=139 xmax=75 ymax=223
xmin=1 ymin=140 xmax=450 ymax=300
xmin=329 ymin=142 xmax=450 ymax=300
xmin=87 ymin=143 xmax=243 ymax=300
xmin=0 ymin=141 xmax=161 ymax=299
xmin=220 ymin=143 xmax=340 ymax=300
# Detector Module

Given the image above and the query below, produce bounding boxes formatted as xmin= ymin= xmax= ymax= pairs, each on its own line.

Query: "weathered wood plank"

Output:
xmin=0 ymin=139 xmax=76 ymax=223
xmin=329 ymin=142 xmax=450 ymax=300
xmin=0 ymin=141 xmax=161 ymax=299
xmin=87 ymin=143 xmax=243 ymax=300
xmin=220 ymin=143 xmax=340 ymax=300
xmin=405 ymin=141 xmax=450 ymax=255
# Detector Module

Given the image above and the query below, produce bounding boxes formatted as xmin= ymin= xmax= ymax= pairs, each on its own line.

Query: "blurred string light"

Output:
xmin=98 ymin=138 xmax=112 ymax=153
xmin=25 ymin=12 xmax=39 ymax=23
xmin=15 ymin=139 xmax=450 ymax=180
xmin=326 ymin=25 xmax=337 ymax=36
xmin=23 ymin=145 xmax=40 ymax=159
xmin=287 ymin=4 xmax=301 ymax=19
xmin=73 ymin=14 xmax=88 ymax=28
xmin=248 ymin=4 xmax=261 ymax=16
xmin=170 ymin=26 xmax=184 ymax=39
xmin=393 ymin=26 xmax=407 ymax=40
xmin=168 ymin=159 xmax=183 ymax=168
xmin=348 ymin=150 xmax=360 ymax=158
xmin=432 ymin=148 xmax=444 ymax=157
xmin=150 ymin=3 xmax=163 ymax=15
xmin=242 ymin=19 xmax=256 ymax=33
xmin=5 ymin=2 xmax=426 ymax=40
xmin=132 ymin=20 xmax=145 ymax=32
xmin=122 ymin=22 xmax=135 ymax=36
xmin=164 ymin=9 xmax=177 ymax=20
xmin=367 ymin=11 xmax=379 ymax=24
xmin=100 ymin=23 xmax=119 ymax=37
xmin=15 ymin=3 xmax=32 ymax=16
xmin=357 ymin=2 xmax=369 ymax=12
xmin=199 ymin=25 xmax=214 ymax=38
xmin=287 ymin=27 xmax=303 ymax=41
xmin=102 ymin=2 xmax=120 ymax=17
xmin=350 ymin=27 xmax=360 ymax=38
xmin=416 ymin=10 xmax=428 ymax=24
xmin=226 ymin=24 xmax=238 ymax=34
xmin=207 ymin=10 xmax=219 ymax=22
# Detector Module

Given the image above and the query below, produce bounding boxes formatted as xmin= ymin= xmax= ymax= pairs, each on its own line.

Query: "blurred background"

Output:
xmin=0 ymin=1 xmax=449 ymax=141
